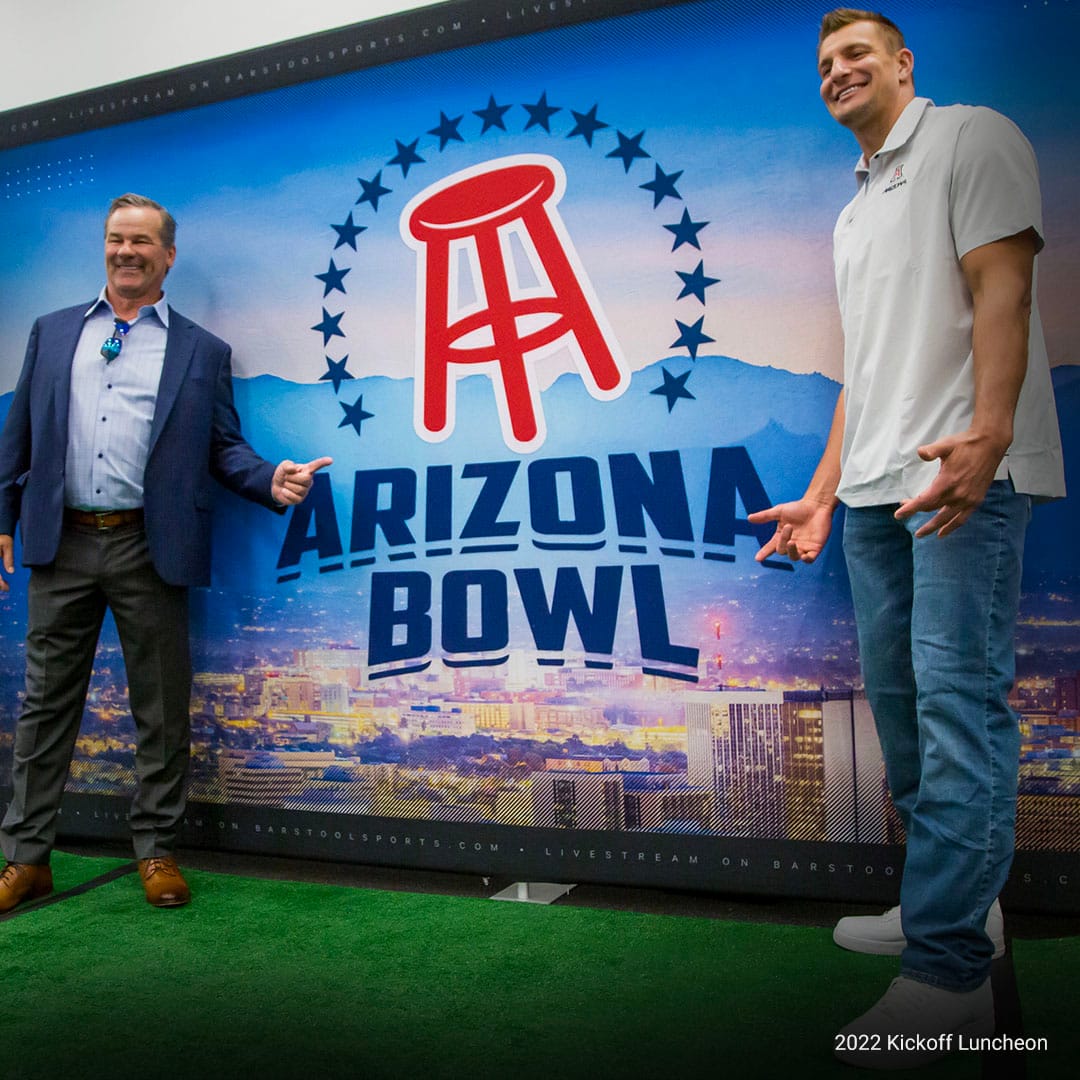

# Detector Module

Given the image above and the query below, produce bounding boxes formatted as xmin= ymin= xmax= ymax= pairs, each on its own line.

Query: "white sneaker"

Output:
xmin=834 ymin=975 xmax=994 ymax=1070
xmin=833 ymin=898 xmax=1005 ymax=959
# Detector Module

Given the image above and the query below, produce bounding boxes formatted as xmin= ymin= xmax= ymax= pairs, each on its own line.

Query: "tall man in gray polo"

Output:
xmin=749 ymin=9 xmax=1064 ymax=1070
xmin=0 ymin=193 xmax=330 ymax=910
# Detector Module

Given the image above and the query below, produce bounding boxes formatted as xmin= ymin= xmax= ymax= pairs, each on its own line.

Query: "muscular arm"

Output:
xmin=895 ymin=230 xmax=1036 ymax=538
xmin=747 ymin=389 xmax=844 ymax=563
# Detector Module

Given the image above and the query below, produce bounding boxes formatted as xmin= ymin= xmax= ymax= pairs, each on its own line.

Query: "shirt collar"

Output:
xmin=854 ymin=96 xmax=933 ymax=185
xmin=84 ymin=286 xmax=170 ymax=328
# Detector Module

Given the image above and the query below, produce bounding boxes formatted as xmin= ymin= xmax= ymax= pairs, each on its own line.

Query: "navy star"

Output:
xmin=474 ymin=94 xmax=512 ymax=134
xmin=428 ymin=111 xmax=464 ymax=151
xmin=606 ymin=130 xmax=650 ymax=173
xmin=676 ymin=260 xmax=720 ymax=304
xmin=640 ymin=164 xmax=683 ymax=207
xmin=312 ymin=308 xmax=345 ymax=346
xmin=388 ymin=138 xmax=425 ymax=178
xmin=356 ymin=170 xmax=392 ymax=211
xmin=664 ymin=208 xmax=709 ymax=251
xmin=339 ymin=393 xmax=375 ymax=436
xmin=670 ymin=316 xmax=715 ymax=360
xmin=566 ymin=104 xmax=609 ymax=147
xmin=320 ymin=355 xmax=354 ymax=394
xmin=315 ymin=258 xmax=350 ymax=297
xmin=651 ymin=367 xmax=695 ymax=412
xmin=522 ymin=91 xmax=561 ymax=132
xmin=330 ymin=212 xmax=366 ymax=251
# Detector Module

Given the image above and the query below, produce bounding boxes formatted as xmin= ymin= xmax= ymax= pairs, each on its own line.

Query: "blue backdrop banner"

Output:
xmin=1 ymin=0 xmax=1077 ymax=907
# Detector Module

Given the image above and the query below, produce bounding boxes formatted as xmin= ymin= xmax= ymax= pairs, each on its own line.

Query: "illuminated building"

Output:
xmin=684 ymin=690 xmax=786 ymax=838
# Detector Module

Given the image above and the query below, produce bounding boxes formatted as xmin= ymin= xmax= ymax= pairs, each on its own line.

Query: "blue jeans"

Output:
xmin=843 ymin=481 xmax=1030 ymax=991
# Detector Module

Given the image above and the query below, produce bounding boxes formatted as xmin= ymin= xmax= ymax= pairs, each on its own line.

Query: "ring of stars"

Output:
xmin=315 ymin=91 xmax=718 ymax=434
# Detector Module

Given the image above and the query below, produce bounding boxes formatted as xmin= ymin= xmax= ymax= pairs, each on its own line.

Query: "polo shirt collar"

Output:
xmin=854 ymin=97 xmax=933 ymax=185
xmin=84 ymin=286 xmax=170 ymax=328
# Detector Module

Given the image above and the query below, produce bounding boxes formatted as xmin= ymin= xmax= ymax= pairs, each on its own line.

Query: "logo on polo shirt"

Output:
xmin=883 ymin=162 xmax=908 ymax=194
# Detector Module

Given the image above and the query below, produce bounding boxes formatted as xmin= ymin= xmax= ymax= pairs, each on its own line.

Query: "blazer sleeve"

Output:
xmin=0 ymin=319 xmax=40 ymax=535
xmin=208 ymin=343 xmax=283 ymax=513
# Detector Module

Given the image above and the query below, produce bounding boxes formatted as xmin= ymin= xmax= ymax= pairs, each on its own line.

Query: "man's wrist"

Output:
xmin=969 ymin=424 xmax=1013 ymax=449
xmin=805 ymin=489 xmax=841 ymax=512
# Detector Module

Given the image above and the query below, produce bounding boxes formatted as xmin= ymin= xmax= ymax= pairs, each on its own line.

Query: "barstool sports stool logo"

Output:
xmin=286 ymin=91 xmax=788 ymax=683
xmin=401 ymin=155 xmax=629 ymax=455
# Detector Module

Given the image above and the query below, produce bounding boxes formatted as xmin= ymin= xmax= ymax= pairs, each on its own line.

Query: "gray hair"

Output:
xmin=105 ymin=193 xmax=177 ymax=248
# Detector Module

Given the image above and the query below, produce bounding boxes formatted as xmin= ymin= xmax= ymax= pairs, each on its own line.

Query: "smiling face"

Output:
xmin=104 ymin=205 xmax=176 ymax=311
xmin=818 ymin=20 xmax=915 ymax=155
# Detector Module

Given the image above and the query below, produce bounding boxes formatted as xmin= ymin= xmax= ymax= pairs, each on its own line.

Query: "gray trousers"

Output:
xmin=0 ymin=520 xmax=191 ymax=863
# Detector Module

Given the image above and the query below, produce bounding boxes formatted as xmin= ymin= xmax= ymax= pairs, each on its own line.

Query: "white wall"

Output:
xmin=0 ymin=0 xmax=426 ymax=111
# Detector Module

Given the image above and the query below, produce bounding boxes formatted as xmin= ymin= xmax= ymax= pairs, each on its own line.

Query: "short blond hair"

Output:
xmin=819 ymin=9 xmax=906 ymax=53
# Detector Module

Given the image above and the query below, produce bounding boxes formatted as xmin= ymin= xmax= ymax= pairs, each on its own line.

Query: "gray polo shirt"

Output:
xmin=833 ymin=97 xmax=1065 ymax=506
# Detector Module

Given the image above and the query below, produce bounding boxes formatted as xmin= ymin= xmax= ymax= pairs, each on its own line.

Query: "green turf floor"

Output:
xmin=0 ymin=851 xmax=1075 ymax=1079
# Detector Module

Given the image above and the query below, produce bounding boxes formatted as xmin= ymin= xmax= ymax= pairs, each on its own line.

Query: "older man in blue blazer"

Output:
xmin=0 ymin=193 xmax=330 ymax=910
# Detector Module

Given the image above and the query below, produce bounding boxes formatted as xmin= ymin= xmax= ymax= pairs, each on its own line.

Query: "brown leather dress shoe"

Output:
xmin=0 ymin=862 xmax=54 ymax=913
xmin=137 ymin=856 xmax=191 ymax=907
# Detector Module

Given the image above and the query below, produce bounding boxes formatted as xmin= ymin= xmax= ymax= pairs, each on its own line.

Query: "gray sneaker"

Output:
xmin=834 ymin=975 xmax=994 ymax=1070
xmin=833 ymin=898 xmax=1005 ymax=959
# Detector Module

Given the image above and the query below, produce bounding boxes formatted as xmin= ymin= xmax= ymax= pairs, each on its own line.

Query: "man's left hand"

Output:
xmin=894 ymin=430 xmax=1007 ymax=539
xmin=272 ymin=457 xmax=333 ymax=505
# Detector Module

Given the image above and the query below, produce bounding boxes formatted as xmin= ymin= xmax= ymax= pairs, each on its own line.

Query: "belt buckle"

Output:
xmin=93 ymin=511 xmax=114 ymax=531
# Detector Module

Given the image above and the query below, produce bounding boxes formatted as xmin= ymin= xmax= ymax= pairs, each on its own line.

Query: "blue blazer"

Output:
xmin=0 ymin=302 xmax=281 ymax=587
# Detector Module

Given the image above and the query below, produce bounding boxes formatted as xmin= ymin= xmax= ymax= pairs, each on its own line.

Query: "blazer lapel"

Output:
xmin=148 ymin=307 xmax=196 ymax=456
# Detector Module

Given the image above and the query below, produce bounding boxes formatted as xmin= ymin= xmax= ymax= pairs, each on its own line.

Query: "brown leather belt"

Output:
xmin=64 ymin=507 xmax=145 ymax=530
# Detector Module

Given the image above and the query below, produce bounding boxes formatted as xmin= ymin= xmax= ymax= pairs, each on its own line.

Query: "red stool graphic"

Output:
xmin=402 ymin=155 xmax=628 ymax=453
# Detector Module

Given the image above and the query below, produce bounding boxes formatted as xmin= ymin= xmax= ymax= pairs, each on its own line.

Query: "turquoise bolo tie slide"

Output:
xmin=100 ymin=318 xmax=130 ymax=363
